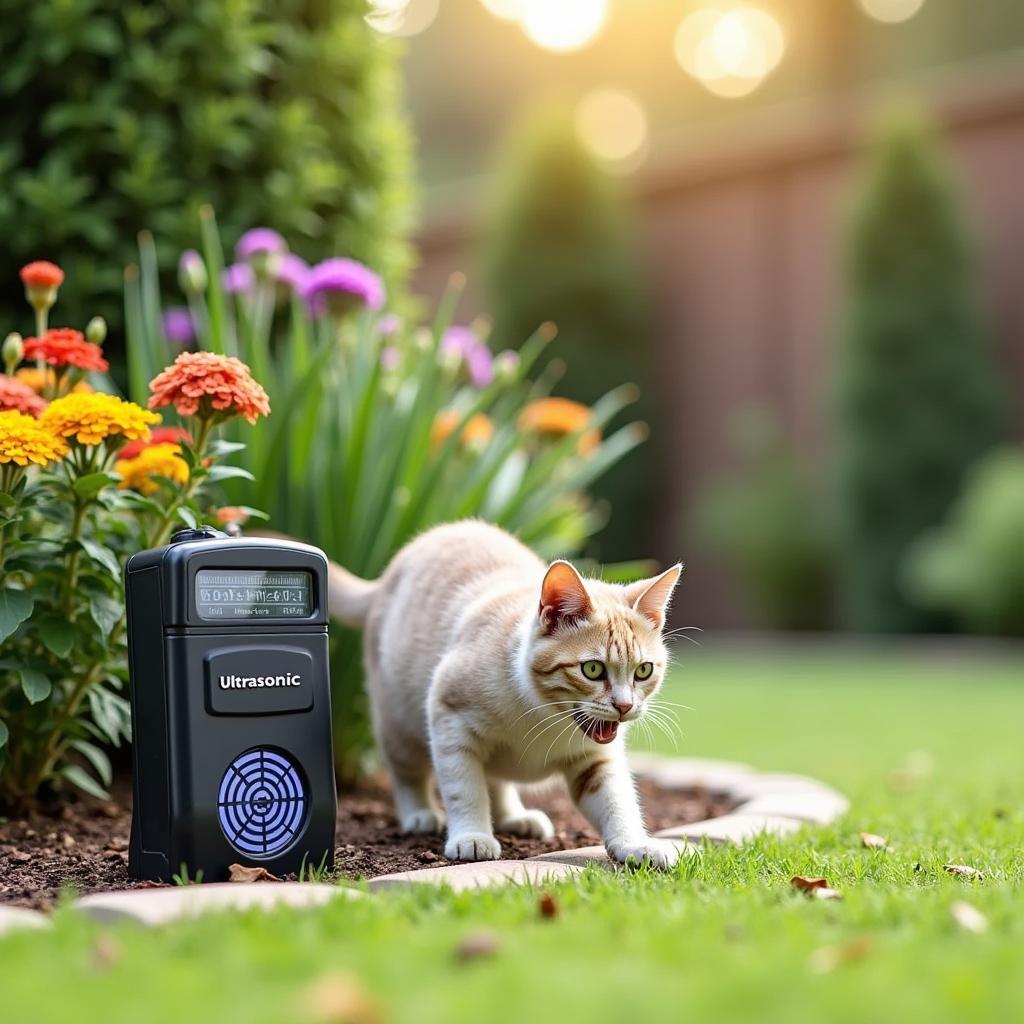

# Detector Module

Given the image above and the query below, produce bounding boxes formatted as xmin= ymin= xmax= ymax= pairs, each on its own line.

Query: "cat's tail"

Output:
xmin=326 ymin=562 xmax=378 ymax=628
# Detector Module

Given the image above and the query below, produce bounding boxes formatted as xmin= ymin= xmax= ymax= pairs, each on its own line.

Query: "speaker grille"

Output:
xmin=217 ymin=748 xmax=307 ymax=858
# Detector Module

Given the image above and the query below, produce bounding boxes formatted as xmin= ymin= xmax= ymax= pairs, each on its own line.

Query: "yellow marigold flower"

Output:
xmin=115 ymin=443 xmax=189 ymax=495
xmin=41 ymin=392 xmax=160 ymax=447
xmin=431 ymin=410 xmax=494 ymax=451
xmin=0 ymin=410 xmax=68 ymax=467
xmin=518 ymin=397 xmax=600 ymax=455
xmin=16 ymin=367 xmax=92 ymax=396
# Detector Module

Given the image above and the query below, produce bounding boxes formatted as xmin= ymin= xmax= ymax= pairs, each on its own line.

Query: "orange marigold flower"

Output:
xmin=119 ymin=425 xmax=193 ymax=461
xmin=23 ymin=328 xmax=109 ymax=372
xmin=19 ymin=261 xmax=64 ymax=289
xmin=116 ymin=443 xmax=189 ymax=495
xmin=0 ymin=374 xmax=46 ymax=417
xmin=431 ymin=410 xmax=494 ymax=451
xmin=148 ymin=352 xmax=270 ymax=425
xmin=0 ymin=410 xmax=68 ymax=467
xmin=518 ymin=397 xmax=600 ymax=455
xmin=15 ymin=367 xmax=92 ymax=396
xmin=41 ymin=392 xmax=160 ymax=447
xmin=215 ymin=506 xmax=250 ymax=526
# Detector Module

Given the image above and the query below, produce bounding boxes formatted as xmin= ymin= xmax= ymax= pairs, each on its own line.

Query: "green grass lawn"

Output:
xmin=4 ymin=646 xmax=1023 ymax=1024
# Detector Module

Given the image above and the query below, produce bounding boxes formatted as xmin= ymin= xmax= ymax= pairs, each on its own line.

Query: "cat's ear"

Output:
xmin=539 ymin=560 xmax=592 ymax=633
xmin=626 ymin=564 xmax=683 ymax=630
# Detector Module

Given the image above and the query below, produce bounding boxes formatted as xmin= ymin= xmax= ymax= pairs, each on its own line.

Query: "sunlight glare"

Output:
xmin=575 ymin=88 xmax=649 ymax=170
xmin=857 ymin=0 xmax=926 ymax=23
xmin=480 ymin=0 xmax=523 ymax=20
xmin=519 ymin=0 xmax=608 ymax=53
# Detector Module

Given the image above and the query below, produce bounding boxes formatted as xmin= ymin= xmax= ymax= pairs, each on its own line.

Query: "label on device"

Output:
xmin=204 ymin=646 xmax=314 ymax=715
xmin=195 ymin=569 xmax=313 ymax=619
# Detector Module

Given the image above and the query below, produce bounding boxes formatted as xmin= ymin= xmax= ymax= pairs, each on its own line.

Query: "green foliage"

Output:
xmin=481 ymin=110 xmax=652 ymax=563
xmin=0 ymin=0 xmax=413 ymax=334
xmin=906 ymin=448 xmax=1024 ymax=636
xmin=127 ymin=214 xmax=646 ymax=777
xmin=835 ymin=113 xmax=1004 ymax=633
xmin=697 ymin=408 xmax=833 ymax=631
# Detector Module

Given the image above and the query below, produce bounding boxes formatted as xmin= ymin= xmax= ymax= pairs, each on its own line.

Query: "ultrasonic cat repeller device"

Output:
xmin=125 ymin=528 xmax=336 ymax=882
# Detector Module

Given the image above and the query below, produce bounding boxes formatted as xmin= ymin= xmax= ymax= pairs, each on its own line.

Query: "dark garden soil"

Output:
xmin=0 ymin=775 xmax=734 ymax=911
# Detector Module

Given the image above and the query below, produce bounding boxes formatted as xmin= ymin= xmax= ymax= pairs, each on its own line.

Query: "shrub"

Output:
xmin=480 ymin=110 xmax=652 ymax=563
xmin=697 ymin=408 xmax=833 ymax=631
xmin=834 ymin=113 xmax=1004 ymax=632
xmin=127 ymin=213 xmax=648 ymax=778
xmin=0 ymin=0 xmax=413 ymax=335
xmin=0 ymin=263 xmax=267 ymax=808
xmin=906 ymin=449 xmax=1024 ymax=636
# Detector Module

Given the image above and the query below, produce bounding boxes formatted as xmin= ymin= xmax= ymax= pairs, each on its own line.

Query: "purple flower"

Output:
xmin=377 ymin=313 xmax=402 ymax=337
xmin=236 ymin=228 xmax=287 ymax=261
xmin=441 ymin=325 xmax=494 ymax=388
xmin=162 ymin=307 xmax=196 ymax=347
xmin=380 ymin=346 xmax=401 ymax=371
xmin=276 ymin=253 xmax=309 ymax=293
xmin=302 ymin=258 xmax=385 ymax=316
xmin=222 ymin=263 xmax=255 ymax=295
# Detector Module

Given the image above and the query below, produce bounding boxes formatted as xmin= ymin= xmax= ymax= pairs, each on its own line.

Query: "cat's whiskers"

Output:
xmin=518 ymin=708 xmax=582 ymax=763
xmin=543 ymin=713 xmax=587 ymax=768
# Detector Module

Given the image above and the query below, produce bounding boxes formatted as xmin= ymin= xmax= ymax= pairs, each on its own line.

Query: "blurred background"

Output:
xmin=5 ymin=0 xmax=1024 ymax=639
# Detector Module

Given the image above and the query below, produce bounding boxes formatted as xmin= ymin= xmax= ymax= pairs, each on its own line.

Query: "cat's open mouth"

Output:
xmin=573 ymin=711 xmax=619 ymax=744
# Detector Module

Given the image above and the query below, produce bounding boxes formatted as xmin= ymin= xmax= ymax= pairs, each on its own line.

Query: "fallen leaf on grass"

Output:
xmin=809 ymin=936 xmax=873 ymax=974
xmin=302 ymin=973 xmax=382 ymax=1024
xmin=944 ymin=864 xmax=984 ymax=880
xmin=228 ymin=863 xmax=281 ymax=883
xmin=455 ymin=929 xmax=502 ymax=963
xmin=791 ymin=876 xmax=843 ymax=901
xmin=859 ymin=832 xmax=887 ymax=850
xmin=91 ymin=933 xmax=122 ymax=972
xmin=950 ymin=901 xmax=988 ymax=934
xmin=538 ymin=891 xmax=559 ymax=920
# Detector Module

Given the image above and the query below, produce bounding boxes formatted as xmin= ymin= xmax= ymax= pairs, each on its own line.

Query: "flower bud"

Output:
xmin=493 ymin=350 xmax=520 ymax=383
xmin=85 ymin=316 xmax=107 ymax=345
xmin=3 ymin=332 xmax=24 ymax=374
xmin=178 ymin=250 xmax=208 ymax=295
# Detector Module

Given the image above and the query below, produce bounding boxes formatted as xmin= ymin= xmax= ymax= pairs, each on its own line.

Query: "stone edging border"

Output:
xmin=0 ymin=756 xmax=848 ymax=933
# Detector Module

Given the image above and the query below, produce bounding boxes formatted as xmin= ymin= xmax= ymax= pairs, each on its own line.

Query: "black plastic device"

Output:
xmin=125 ymin=527 xmax=336 ymax=882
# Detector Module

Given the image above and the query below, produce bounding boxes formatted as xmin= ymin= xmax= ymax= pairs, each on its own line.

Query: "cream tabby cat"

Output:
xmin=328 ymin=520 xmax=687 ymax=867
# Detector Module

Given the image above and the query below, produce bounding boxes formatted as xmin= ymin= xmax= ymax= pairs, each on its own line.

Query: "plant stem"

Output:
xmin=148 ymin=415 xmax=214 ymax=548
xmin=62 ymin=497 xmax=87 ymax=617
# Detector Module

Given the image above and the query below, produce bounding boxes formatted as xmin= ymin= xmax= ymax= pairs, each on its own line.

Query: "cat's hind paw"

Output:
xmin=605 ymin=837 xmax=695 ymax=870
xmin=496 ymin=808 xmax=555 ymax=840
xmin=400 ymin=809 xmax=446 ymax=835
xmin=445 ymin=832 xmax=502 ymax=861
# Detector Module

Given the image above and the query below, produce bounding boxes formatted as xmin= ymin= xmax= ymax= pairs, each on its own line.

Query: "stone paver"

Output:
xmin=368 ymin=859 xmax=580 ymax=892
xmin=0 ymin=905 xmax=49 ymax=936
xmin=73 ymin=882 xmax=363 ymax=926
xmin=629 ymin=754 xmax=755 ymax=793
xmin=727 ymin=773 xmax=845 ymax=803
xmin=655 ymin=812 xmax=804 ymax=845
xmin=735 ymin=790 xmax=849 ymax=824
xmin=530 ymin=839 xmax=700 ymax=869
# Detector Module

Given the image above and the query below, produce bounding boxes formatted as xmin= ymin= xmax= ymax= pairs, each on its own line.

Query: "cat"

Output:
xmin=328 ymin=519 xmax=688 ymax=867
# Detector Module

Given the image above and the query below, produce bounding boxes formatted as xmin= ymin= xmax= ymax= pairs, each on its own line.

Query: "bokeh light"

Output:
xmin=518 ymin=0 xmax=608 ymax=53
xmin=366 ymin=0 xmax=439 ymax=37
xmin=674 ymin=4 xmax=785 ymax=99
xmin=575 ymin=88 xmax=649 ymax=170
xmin=480 ymin=0 xmax=523 ymax=20
xmin=857 ymin=0 xmax=926 ymax=23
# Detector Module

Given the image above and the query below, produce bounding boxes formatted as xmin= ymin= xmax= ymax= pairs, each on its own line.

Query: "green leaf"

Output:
xmin=0 ymin=719 xmax=8 ymax=749
xmin=206 ymin=465 xmax=255 ymax=482
xmin=89 ymin=592 xmax=122 ymax=635
xmin=38 ymin=617 xmax=75 ymax=658
xmin=73 ymin=471 xmax=119 ymax=498
xmin=20 ymin=668 xmax=52 ymax=704
xmin=60 ymin=764 xmax=110 ymax=800
xmin=70 ymin=739 xmax=113 ymax=786
xmin=79 ymin=539 xmax=123 ymax=580
xmin=177 ymin=505 xmax=198 ymax=529
xmin=0 ymin=491 xmax=17 ymax=510
xmin=207 ymin=439 xmax=246 ymax=457
xmin=0 ymin=588 xmax=33 ymax=644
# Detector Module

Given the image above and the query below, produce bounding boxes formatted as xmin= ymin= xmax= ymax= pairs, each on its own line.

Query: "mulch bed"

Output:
xmin=0 ymin=775 xmax=734 ymax=911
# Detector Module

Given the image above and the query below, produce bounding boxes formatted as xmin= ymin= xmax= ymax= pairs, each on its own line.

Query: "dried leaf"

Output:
xmin=228 ymin=863 xmax=281 ymax=883
xmin=302 ymin=973 xmax=381 ymax=1024
xmin=950 ymin=901 xmax=988 ymax=934
xmin=944 ymin=864 xmax=984 ymax=880
xmin=91 ymin=934 xmax=122 ymax=972
xmin=809 ymin=936 xmax=873 ymax=974
xmin=455 ymin=929 xmax=502 ymax=963
xmin=538 ymin=891 xmax=559 ymax=920
xmin=860 ymin=832 xmax=887 ymax=850
xmin=790 ymin=876 xmax=829 ymax=892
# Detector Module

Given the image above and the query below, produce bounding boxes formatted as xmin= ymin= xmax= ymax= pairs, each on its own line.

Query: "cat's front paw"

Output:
xmin=496 ymin=808 xmax=555 ymax=839
xmin=605 ymin=836 xmax=694 ymax=870
xmin=445 ymin=832 xmax=502 ymax=861
xmin=400 ymin=809 xmax=446 ymax=835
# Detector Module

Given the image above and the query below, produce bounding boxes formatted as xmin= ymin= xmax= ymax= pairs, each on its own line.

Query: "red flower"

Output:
xmin=118 ymin=425 xmax=192 ymax=461
xmin=0 ymin=375 xmax=46 ymax=417
xmin=23 ymin=328 xmax=109 ymax=372
xmin=19 ymin=261 xmax=65 ymax=289
xmin=147 ymin=352 xmax=270 ymax=425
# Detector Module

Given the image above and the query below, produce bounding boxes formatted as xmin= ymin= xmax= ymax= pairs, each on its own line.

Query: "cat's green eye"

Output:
xmin=634 ymin=662 xmax=654 ymax=681
xmin=581 ymin=660 xmax=606 ymax=680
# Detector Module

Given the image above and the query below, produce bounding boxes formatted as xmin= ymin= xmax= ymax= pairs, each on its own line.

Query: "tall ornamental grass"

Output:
xmin=125 ymin=210 xmax=646 ymax=775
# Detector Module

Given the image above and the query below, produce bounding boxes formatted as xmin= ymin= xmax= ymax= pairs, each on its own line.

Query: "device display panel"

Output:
xmin=195 ymin=569 xmax=313 ymax=619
